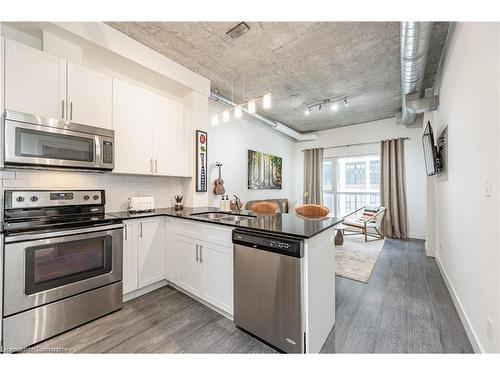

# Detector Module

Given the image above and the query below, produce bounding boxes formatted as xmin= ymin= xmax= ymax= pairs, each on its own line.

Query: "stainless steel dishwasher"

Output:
xmin=232 ymin=229 xmax=304 ymax=353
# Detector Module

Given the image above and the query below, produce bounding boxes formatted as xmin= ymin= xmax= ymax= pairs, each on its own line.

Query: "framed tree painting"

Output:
xmin=196 ymin=130 xmax=208 ymax=192
xmin=248 ymin=149 xmax=282 ymax=190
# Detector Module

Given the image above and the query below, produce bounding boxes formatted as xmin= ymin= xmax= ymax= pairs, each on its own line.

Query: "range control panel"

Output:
xmin=5 ymin=190 xmax=104 ymax=209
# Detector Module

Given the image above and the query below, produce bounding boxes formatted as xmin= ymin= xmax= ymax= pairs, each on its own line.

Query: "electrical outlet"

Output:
xmin=487 ymin=317 xmax=494 ymax=342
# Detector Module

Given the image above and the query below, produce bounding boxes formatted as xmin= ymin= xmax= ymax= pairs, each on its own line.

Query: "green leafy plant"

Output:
xmin=174 ymin=195 xmax=183 ymax=203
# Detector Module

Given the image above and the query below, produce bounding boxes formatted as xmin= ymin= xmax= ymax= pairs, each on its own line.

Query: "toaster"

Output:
xmin=128 ymin=196 xmax=155 ymax=213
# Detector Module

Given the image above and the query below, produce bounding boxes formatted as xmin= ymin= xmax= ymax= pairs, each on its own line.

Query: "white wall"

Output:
xmin=427 ymin=22 xmax=500 ymax=353
xmin=295 ymin=117 xmax=427 ymax=239
xmin=0 ymin=170 xmax=183 ymax=212
xmin=207 ymin=103 xmax=297 ymax=208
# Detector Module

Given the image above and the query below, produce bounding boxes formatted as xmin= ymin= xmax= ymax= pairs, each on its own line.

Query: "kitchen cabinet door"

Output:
xmin=176 ymin=234 xmax=202 ymax=297
xmin=4 ymin=39 xmax=66 ymax=120
xmin=122 ymin=221 xmax=139 ymax=295
xmin=152 ymin=95 xmax=187 ymax=176
xmin=137 ymin=217 xmax=165 ymax=288
xmin=200 ymin=242 xmax=233 ymax=314
xmin=67 ymin=62 xmax=112 ymax=128
xmin=112 ymin=79 xmax=154 ymax=175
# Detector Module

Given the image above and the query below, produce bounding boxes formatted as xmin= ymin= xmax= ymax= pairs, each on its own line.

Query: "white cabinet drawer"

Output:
xmin=203 ymin=223 xmax=233 ymax=248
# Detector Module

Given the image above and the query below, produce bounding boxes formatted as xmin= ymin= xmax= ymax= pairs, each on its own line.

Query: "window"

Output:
xmin=370 ymin=160 xmax=380 ymax=185
xmin=345 ymin=161 xmax=366 ymax=185
xmin=322 ymin=154 xmax=380 ymax=217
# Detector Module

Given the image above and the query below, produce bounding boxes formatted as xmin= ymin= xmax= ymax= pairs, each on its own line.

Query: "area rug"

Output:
xmin=335 ymin=236 xmax=385 ymax=283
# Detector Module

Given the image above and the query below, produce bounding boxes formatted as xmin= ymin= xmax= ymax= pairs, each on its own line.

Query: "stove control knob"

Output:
xmin=30 ymin=196 xmax=38 ymax=202
xmin=93 ymin=195 xmax=100 ymax=200
xmin=16 ymin=196 xmax=25 ymax=202
xmin=83 ymin=195 xmax=90 ymax=201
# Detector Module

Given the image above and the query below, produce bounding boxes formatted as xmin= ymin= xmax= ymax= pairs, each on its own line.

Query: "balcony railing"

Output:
xmin=323 ymin=192 xmax=380 ymax=218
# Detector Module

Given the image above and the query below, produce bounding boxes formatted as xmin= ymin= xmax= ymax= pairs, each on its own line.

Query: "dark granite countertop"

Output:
xmin=107 ymin=206 xmax=342 ymax=239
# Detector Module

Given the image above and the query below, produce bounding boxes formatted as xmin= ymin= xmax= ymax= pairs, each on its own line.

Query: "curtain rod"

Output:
xmin=301 ymin=137 xmax=410 ymax=151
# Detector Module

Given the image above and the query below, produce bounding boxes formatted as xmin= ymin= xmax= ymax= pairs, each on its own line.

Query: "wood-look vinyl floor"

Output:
xmin=34 ymin=238 xmax=472 ymax=354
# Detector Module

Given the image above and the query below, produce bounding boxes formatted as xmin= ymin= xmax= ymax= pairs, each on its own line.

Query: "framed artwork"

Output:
xmin=196 ymin=130 xmax=208 ymax=192
xmin=247 ymin=149 xmax=282 ymax=190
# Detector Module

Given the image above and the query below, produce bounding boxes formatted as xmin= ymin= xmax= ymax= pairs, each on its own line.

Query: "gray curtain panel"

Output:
xmin=380 ymin=138 xmax=408 ymax=238
xmin=303 ymin=148 xmax=324 ymax=204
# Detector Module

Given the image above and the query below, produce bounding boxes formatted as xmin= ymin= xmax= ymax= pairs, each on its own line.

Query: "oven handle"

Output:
xmin=4 ymin=223 xmax=124 ymax=243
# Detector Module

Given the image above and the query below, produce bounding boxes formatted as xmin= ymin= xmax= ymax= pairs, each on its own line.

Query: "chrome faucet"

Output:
xmin=233 ymin=195 xmax=241 ymax=213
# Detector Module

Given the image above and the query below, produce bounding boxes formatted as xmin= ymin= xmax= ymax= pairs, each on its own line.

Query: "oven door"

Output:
xmin=3 ymin=223 xmax=123 ymax=316
xmin=4 ymin=119 xmax=99 ymax=169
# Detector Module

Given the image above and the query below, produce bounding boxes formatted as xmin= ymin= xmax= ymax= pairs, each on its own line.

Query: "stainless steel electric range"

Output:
xmin=1 ymin=190 xmax=123 ymax=351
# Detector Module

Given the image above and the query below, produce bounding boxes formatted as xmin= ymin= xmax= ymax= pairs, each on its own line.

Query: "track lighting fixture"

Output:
xmin=305 ymin=96 xmax=349 ymax=116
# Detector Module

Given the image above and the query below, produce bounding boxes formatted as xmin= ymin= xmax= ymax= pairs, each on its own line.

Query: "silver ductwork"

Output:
xmin=209 ymin=91 xmax=318 ymax=141
xmin=400 ymin=22 xmax=434 ymax=125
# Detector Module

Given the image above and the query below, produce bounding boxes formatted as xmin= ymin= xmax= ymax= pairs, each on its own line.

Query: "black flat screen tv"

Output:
xmin=422 ymin=121 xmax=441 ymax=176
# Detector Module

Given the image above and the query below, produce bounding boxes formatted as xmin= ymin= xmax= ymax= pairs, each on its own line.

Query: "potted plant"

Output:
xmin=174 ymin=195 xmax=184 ymax=211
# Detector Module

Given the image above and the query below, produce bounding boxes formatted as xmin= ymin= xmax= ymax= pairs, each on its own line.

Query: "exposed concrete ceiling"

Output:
xmin=107 ymin=22 xmax=449 ymax=133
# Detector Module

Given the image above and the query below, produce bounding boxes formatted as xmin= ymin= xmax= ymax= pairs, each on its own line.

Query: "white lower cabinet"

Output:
xmin=166 ymin=218 xmax=234 ymax=315
xmin=175 ymin=234 xmax=203 ymax=296
xmin=122 ymin=217 xmax=166 ymax=297
xmin=201 ymin=242 xmax=233 ymax=314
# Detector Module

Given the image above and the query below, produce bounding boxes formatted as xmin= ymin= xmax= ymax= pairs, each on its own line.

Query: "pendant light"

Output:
xmin=222 ymin=110 xmax=230 ymax=122
xmin=234 ymin=105 xmax=242 ymax=118
xmin=211 ymin=114 xmax=219 ymax=126
xmin=248 ymin=99 xmax=256 ymax=114
xmin=263 ymin=93 xmax=272 ymax=109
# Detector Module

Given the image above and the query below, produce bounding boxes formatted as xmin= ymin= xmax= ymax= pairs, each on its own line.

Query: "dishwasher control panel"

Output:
xmin=232 ymin=230 xmax=303 ymax=258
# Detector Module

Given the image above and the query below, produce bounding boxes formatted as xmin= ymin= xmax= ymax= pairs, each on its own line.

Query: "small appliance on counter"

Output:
xmin=128 ymin=196 xmax=155 ymax=213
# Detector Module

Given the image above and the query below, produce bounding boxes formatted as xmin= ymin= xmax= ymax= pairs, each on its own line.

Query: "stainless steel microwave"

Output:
xmin=3 ymin=110 xmax=114 ymax=171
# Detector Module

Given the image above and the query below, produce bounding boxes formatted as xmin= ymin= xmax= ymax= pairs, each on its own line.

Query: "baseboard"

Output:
xmin=123 ymin=280 xmax=168 ymax=302
xmin=435 ymin=255 xmax=483 ymax=353
xmin=167 ymin=281 xmax=233 ymax=320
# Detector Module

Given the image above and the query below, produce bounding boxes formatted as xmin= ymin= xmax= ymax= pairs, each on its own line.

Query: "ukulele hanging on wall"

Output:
xmin=214 ymin=162 xmax=225 ymax=195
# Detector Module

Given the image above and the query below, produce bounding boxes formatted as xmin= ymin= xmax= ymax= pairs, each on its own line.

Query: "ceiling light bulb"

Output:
xmin=263 ymin=93 xmax=272 ymax=109
xmin=343 ymin=97 xmax=349 ymax=107
xmin=222 ymin=110 xmax=230 ymax=122
xmin=331 ymin=102 xmax=339 ymax=111
xmin=305 ymin=108 xmax=310 ymax=116
xmin=211 ymin=114 xmax=219 ymax=126
xmin=234 ymin=105 xmax=242 ymax=118
xmin=248 ymin=99 xmax=256 ymax=114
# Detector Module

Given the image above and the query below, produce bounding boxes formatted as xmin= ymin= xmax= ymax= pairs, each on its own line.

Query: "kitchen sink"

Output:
xmin=218 ymin=215 xmax=254 ymax=222
xmin=190 ymin=212 xmax=228 ymax=219
xmin=190 ymin=212 xmax=256 ymax=222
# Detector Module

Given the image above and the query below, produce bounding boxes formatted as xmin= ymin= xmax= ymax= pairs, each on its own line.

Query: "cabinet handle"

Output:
xmin=70 ymin=102 xmax=73 ymax=121
xmin=61 ymin=99 xmax=65 ymax=119
xmin=155 ymin=159 xmax=158 ymax=173
xmin=140 ymin=222 xmax=143 ymax=238
xmin=150 ymin=159 xmax=153 ymax=173
xmin=124 ymin=224 xmax=128 ymax=240
xmin=195 ymin=245 xmax=199 ymax=262
xmin=199 ymin=245 xmax=203 ymax=263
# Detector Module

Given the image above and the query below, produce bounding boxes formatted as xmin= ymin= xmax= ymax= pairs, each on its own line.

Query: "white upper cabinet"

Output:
xmin=113 ymin=79 xmax=154 ymax=175
xmin=113 ymin=78 xmax=189 ymax=177
xmin=4 ymin=39 xmax=66 ymax=119
xmin=67 ymin=62 xmax=113 ymax=128
xmin=153 ymin=95 xmax=187 ymax=176
xmin=4 ymin=39 xmax=112 ymax=129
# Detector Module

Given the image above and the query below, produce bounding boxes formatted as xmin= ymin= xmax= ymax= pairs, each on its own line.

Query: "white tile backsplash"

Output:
xmin=0 ymin=170 xmax=184 ymax=212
